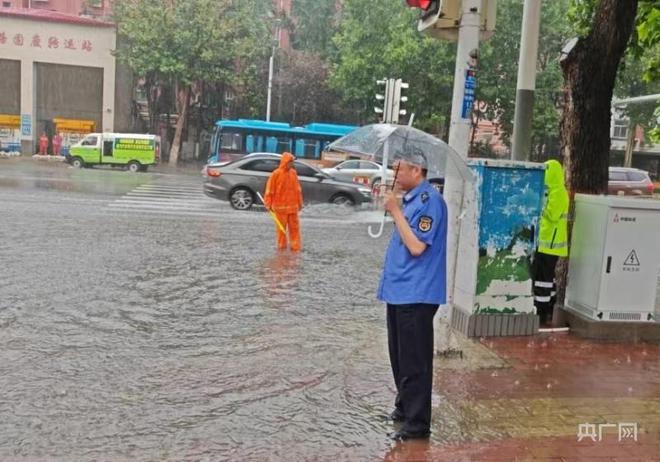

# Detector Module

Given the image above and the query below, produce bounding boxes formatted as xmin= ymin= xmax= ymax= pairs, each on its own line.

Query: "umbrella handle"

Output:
xmin=368 ymin=218 xmax=385 ymax=238
xmin=367 ymin=163 xmax=399 ymax=239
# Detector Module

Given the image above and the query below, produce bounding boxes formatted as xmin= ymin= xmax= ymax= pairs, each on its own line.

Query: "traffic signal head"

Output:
xmin=405 ymin=0 xmax=433 ymax=9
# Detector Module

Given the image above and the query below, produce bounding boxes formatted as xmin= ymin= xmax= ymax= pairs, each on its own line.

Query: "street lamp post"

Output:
xmin=266 ymin=19 xmax=281 ymax=123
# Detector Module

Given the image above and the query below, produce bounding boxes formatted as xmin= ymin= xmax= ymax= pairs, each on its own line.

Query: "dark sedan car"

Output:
xmin=203 ymin=154 xmax=373 ymax=210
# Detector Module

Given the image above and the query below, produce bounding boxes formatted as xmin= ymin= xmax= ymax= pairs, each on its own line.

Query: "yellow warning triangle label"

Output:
xmin=624 ymin=250 xmax=640 ymax=266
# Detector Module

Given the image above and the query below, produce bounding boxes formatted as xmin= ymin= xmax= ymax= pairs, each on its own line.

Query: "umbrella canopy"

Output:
xmin=327 ymin=124 xmax=473 ymax=182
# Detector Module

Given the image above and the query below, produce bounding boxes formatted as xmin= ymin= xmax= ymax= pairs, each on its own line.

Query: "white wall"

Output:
xmin=0 ymin=15 xmax=116 ymax=149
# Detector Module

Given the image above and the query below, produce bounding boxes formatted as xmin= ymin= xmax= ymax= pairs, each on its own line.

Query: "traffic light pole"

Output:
xmin=447 ymin=0 xmax=480 ymax=158
xmin=445 ymin=0 xmax=481 ymax=305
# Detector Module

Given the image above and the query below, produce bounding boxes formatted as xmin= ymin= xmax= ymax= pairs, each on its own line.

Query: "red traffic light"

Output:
xmin=405 ymin=0 xmax=433 ymax=9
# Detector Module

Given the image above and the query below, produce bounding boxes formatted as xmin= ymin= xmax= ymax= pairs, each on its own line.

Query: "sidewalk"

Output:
xmin=16 ymin=154 xmax=206 ymax=177
xmin=386 ymin=332 xmax=660 ymax=461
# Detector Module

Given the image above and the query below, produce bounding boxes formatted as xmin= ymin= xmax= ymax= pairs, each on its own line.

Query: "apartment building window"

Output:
xmin=612 ymin=119 xmax=629 ymax=140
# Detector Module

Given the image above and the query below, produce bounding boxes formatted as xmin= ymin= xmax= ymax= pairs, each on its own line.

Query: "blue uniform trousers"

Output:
xmin=386 ymin=303 xmax=438 ymax=434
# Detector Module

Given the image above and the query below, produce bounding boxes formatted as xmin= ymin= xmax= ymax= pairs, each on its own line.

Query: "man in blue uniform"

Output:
xmin=378 ymin=151 xmax=448 ymax=441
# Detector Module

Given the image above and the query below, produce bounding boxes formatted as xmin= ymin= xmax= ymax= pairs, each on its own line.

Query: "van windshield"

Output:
xmin=80 ymin=135 xmax=98 ymax=147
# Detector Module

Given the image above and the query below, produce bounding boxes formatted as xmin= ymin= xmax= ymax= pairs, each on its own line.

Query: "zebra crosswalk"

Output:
xmin=107 ymin=180 xmax=223 ymax=217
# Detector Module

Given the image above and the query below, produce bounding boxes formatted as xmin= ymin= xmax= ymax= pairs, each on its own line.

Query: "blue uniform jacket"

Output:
xmin=377 ymin=180 xmax=448 ymax=305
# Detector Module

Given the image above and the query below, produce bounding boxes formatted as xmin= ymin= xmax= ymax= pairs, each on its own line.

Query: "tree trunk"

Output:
xmin=623 ymin=121 xmax=635 ymax=167
xmin=555 ymin=0 xmax=638 ymax=312
xmin=559 ymin=0 xmax=638 ymax=194
xmin=169 ymin=85 xmax=190 ymax=166
xmin=146 ymin=75 xmax=156 ymax=135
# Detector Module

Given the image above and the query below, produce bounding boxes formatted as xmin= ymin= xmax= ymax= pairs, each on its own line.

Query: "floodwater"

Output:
xmin=0 ymin=160 xmax=424 ymax=461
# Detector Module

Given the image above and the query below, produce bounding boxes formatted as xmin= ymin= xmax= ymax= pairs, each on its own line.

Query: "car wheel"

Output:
xmin=230 ymin=187 xmax=254 ymax=210
xmin=127 ymin=161 xmax=141 ymax=173
xmin=331 ymin=194 xmax=355 ymax=207
xmin=71 ymin=157 xmax=84 ymax=169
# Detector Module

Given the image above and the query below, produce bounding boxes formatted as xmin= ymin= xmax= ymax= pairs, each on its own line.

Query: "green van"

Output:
xmin=67 ymin=133 xmax=161 ymax=172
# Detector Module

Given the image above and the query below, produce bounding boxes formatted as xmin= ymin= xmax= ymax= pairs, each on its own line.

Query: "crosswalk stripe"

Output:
xmin=103 ymin=207 xmax=221 ymax=218
xmin=108 ymin=202 xmax=209 ymax=210
xmin=112 ymin=197 xmax=209 ymax=204
xmin=133 ymin=188 xmax=201 ymax=193
xmin=106 ymin=180 xmax=219 ymax=216
xmin=128 ymin=187 xmax=203 ymax=192
xmin=135 ymin=185 xmax=200 ymax=191
xmin=125 ymin=192 xmax=207 ymax=199
xmin=117 ymin=195 xmax=211 ymax=204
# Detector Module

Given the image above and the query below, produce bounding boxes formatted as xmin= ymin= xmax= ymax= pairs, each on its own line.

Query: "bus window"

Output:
xmin=255 ymin=135 xmax=264 ymax=152
xmin=220 ymin=131 xmax=242 ymax=151
xmin=294 ymin=139 xmax=304 ymax=157
xmin=209 ymin=130 xmax=219 ymax=159
xmin=295 ymin=138 xmax=320 ymax=159
xmin=246 ymin=134 xmax=255 ymax=153
xmin=266 ymin=136 xmax=278 ymax=153
xmin=276 ymin=137 xmax=291 ymax=154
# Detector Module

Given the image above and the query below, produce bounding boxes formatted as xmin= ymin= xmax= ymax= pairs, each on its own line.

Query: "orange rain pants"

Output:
xmin=274 ymin=212 xmax=301 ymax=251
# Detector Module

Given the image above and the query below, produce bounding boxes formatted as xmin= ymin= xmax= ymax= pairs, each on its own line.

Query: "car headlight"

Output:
xmin=358 ymin=188 xmax=372 ymax=197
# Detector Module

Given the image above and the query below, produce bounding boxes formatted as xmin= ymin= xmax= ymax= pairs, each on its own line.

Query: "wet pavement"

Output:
xmin=1 ymin=159 xmax=659 ymax=461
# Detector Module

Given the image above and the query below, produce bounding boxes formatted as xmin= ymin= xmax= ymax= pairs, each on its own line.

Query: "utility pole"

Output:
xmin=266 ymin=19 xmax=281 ymax=122
xmin=511 ymin=0 xmax=541 ymax=161
xmin=444 ymin=0 xmax=482 ymax=303
xmin=406 ymin=0 xmax=496 ymax=303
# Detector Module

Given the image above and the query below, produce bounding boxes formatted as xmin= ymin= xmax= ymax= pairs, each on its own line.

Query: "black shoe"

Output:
xmin=389 ymin=429 xmax=430 ymax=440
xmin=385 ymin=409 xmax=404 ymax=422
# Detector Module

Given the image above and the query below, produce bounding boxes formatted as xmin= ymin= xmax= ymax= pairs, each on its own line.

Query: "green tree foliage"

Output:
xmin=113 ymin=0 xmax=272 ymax=161
xmin=329 ymin=0 xmax=455 ymax=133
xmin=570 ymin=0 xmax=659 ymax=82
xmin=633 ymin=1 xmax=660 ymax=83
xmin=478 ymin=0 xmax=571 ymax=159
xmin=329 ymin=0 xmax=573 ymax=155
xmin=569 ymin=0 xmax=660 ymax=148
xmin=275 ymin=50 xmax=359 ymax=124
xmin=291 ymin=0 xmax=339 ymax=56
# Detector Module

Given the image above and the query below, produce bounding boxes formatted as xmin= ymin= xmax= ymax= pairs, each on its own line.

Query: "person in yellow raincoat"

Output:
xmin=263 ymin=152 xmax=303 ymax=251
xmin=533 ymin=159 xmax=569 ymax=328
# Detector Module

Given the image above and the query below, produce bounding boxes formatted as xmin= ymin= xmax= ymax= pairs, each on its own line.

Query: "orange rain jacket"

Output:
xmin=263 ymin=152 xmax=303 ymax=213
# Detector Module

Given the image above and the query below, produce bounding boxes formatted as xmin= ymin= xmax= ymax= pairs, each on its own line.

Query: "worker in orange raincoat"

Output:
xmin=263 ymin=152 xmax=303 ymax=251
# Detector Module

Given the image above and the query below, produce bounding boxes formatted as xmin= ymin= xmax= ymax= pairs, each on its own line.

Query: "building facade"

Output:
xmin=1 ymin=0 xmax=112 ymax=19
xmin=0 ymin=7 xmax=131 ymax=154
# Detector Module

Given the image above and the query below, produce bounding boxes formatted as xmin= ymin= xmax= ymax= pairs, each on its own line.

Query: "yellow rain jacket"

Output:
xmin=538 ymin=160 xmax=569 ymax=257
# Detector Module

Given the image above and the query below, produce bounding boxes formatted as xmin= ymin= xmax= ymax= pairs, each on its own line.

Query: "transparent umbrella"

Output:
xmin=327 ymin=124 xmax=473 ymax=237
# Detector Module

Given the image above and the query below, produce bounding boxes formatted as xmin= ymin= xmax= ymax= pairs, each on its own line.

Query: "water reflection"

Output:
xmin=259 ymin=251 xmax=301 ymax=310
xmin=383 ymin=439 xmax=435 ymax=462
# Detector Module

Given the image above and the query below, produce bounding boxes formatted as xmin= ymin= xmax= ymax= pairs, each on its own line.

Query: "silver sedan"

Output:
xmin=203 ymin=154 xmax=373 ymax=210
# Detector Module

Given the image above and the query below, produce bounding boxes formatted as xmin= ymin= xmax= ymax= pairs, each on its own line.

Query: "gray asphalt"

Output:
xmin=0 ymin=159 xmax=417 ymax=461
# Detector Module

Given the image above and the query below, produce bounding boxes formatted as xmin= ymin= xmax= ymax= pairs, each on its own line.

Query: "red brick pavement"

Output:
xmin=383 ymin=332 xmax=660 ymax=461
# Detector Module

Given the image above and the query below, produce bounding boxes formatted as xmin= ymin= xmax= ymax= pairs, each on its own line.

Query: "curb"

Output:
xmin=32 ymin=155 xmax=67 ymax=163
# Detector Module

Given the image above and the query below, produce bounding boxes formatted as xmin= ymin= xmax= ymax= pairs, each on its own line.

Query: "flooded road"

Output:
xmin=0 ymin=160 xmax=416 ymax=460
xmin=3 ymin=160 xmax=660 ymax=461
